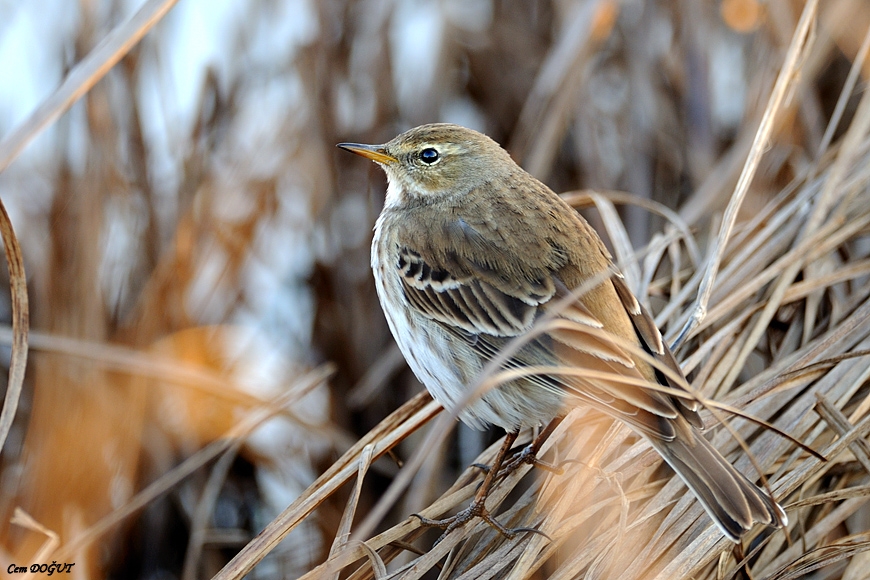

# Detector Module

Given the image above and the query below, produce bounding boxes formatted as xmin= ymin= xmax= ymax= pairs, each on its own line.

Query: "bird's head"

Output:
xmin=338 ymin=123 xmax=515 ymax=207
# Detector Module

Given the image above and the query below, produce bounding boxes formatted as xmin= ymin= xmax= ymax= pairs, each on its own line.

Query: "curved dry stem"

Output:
xmin=0 ymin=199 xmax=27 ymax=455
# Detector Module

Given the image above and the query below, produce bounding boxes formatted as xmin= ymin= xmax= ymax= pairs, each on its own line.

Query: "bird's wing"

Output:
xmin=610 ymin=273 xmax=703 ymax=424
xmin=390 ymin=207 xmax=696 ymax=438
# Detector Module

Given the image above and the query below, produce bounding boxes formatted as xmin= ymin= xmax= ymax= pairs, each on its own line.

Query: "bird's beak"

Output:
xmin=337 ymin=142 xmax=397 ymax=164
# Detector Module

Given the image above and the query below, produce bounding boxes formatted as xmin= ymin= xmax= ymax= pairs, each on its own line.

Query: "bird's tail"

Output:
xmin=649 ymin=427 xmax=788 ymax=542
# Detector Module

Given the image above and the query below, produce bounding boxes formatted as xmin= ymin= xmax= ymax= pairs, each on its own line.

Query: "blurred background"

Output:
xmin=0 ymin=0 xmax=867 ymax=577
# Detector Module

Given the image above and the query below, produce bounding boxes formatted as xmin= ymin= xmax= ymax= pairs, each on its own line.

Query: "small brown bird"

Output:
xmin=338 ymin=123 xmax=787 ymax=542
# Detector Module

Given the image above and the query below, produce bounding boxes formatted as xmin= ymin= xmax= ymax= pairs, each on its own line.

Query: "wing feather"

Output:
xmin=610 ymin=274 xmax=703 ymax=426
xmin=390 ymin=209 xmax=693 ymax=439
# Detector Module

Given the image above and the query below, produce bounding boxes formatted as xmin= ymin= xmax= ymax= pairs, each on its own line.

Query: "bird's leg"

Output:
xmin=411 ymin=430 xmax=521 ymax=543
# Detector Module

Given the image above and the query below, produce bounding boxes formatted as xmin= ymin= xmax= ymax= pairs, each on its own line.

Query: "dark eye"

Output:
xmin=419 ymin=148 xmax=440 ymax=164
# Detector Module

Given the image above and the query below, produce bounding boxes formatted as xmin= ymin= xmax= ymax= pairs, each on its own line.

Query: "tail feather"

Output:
xmin=649 ymin=427 xmax=787 ymax=542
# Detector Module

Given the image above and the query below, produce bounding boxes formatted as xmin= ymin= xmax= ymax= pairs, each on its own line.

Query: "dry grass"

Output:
xmin=1 ymin=0 xmax=870 ymax=579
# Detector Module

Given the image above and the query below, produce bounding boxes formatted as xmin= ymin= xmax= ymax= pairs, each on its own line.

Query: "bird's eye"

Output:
xmin=419 ymin=148 xmax=440 ymax=164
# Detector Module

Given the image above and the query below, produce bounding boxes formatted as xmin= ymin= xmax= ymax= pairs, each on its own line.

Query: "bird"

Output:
xmin=337 ymin=123 xmax=788 ymax=542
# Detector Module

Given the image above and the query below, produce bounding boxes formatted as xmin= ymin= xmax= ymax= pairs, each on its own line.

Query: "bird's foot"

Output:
xmin=411 ymin=501 xmax=548 ymax=546
xmin=500 ymin=442 xmax=565 ymax=476
xmin=473 ymin=448 xmax=561 ymax=476
xmin=474 ymin=437 xmax=566 ymax=482
xmin=410 ymin=499 xmax=495 ymax=545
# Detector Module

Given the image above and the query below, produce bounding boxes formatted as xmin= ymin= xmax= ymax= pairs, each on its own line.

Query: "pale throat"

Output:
xmin=383 ymin=177 xmax=405 ymax=209
xmin=382 ymin=169 xmax=432 ymax=208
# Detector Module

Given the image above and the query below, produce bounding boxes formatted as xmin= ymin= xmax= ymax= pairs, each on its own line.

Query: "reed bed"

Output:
xmin=0 ymin=1 xmax=869 ymax=579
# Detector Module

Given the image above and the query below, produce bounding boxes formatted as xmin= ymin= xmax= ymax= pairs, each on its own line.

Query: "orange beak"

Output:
xmin=336 ymin=142 xmax=397 ymax=164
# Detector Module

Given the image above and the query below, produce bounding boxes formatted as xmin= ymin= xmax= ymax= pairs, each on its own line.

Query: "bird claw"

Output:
xmin=410 ymin=504 xmax=549 ymax=546
xmin=409 ymin=425 xmax=562 ymax=546
xmin=498 ymin=442 xmax=564 ymax=477
xmin=410 ymin=501 xmax=487 ymax=545
xmin=472 ymin=444 xmax=560 ymax=494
